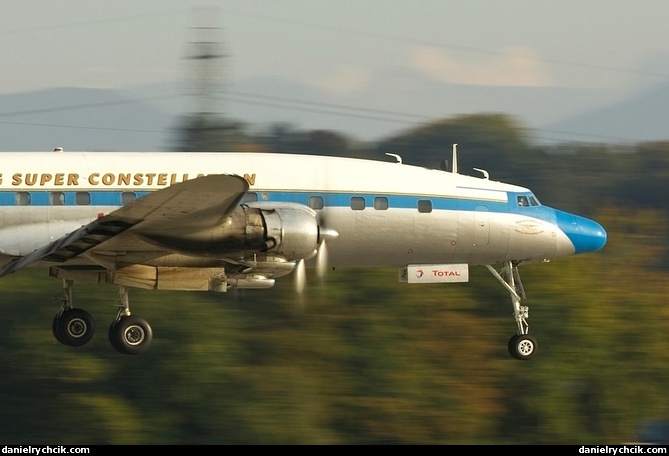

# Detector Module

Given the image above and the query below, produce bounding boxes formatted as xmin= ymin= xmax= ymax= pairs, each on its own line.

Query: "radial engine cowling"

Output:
xmin=254 ymin=203 xmax=320 ymax=260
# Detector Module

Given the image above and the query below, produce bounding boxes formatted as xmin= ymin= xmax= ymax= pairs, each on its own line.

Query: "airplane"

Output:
xmin=0 ymin=146 xmax=607 ymax=360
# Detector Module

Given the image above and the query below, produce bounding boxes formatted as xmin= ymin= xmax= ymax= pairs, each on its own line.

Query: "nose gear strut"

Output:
xmin=486 ymin=261 xmax=537 ymax=360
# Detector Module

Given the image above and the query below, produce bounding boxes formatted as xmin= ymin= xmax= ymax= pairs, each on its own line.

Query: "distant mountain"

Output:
xmin=0 ymin=87 xmax=177 ymax=152
xmin=539 ymin=81 xmax=669 ymax=144
xmin=226 ymin=70 xmax=619 ymax=142
xmin=225 ymin=69 xmax=669 ymax=144
xmin=1 ymin=76 xmax=667 ymax=151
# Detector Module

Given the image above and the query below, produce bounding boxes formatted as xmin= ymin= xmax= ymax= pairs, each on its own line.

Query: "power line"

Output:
xmin=0 ymin=89 xmax=650 ymax=144
xmin=0 ymin=89 xmax=433 ymax=134
xmin=0 ymin=10 xmax=184 ymax=36
xmin=0 ymin=119 xmax=167 ymax=134
xmin=225 ymin=8 xmax=669 ymax=82
xmin=0 ymin=93 xmax=183 ymax=118
xmin=221 ymin=91 xmax=432 ymax=122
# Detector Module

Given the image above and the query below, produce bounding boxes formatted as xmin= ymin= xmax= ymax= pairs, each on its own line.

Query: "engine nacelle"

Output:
xmin=257 ymin=204 xmax=320 ymax=260
xmin=139 ymin=202 xmax=320 ymax=261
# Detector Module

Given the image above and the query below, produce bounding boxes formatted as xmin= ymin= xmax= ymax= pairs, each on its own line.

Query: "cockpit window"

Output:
xmin=517 ymin=194 xmax=540 ymax=207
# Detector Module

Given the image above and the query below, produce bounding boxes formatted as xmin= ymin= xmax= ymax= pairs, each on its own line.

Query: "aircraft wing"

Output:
xmin=0 ymin=174 xmax=249 ymax=278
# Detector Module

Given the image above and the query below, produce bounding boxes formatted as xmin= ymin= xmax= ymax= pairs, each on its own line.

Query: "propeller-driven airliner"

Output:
xmin=0 ymin=147 xmax=606 ymax=359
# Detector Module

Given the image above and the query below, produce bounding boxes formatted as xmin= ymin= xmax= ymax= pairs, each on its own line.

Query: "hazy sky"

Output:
xmin=3 ymin=0 xmax=669 ymax=95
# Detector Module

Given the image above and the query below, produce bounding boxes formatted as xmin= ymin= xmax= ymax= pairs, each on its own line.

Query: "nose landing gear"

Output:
xmin=486 ymin=261 xmax=538 ymax=360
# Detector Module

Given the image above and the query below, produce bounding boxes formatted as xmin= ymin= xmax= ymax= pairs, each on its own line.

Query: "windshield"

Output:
xmin=516 ymin=193 xmax=540 ymax=207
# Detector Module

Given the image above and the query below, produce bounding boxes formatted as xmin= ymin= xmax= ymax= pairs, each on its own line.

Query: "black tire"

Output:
xmin=54 ymin=308 xmax=95 ymax=347
xmin=510 ymin=334 xmax=537 ymax=361
xmin=108 ymin=319 xmax=123 ymax=353
xmin=52 ymin=310 xmax=63 ymax=344
xmin=507 ymin=334 xmax=520 ymax=360
xmin=109 ymin=316 xmax=153 ymax=355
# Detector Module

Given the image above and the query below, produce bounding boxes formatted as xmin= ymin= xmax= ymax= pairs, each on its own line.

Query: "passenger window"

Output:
xmin=121 ymin=192 xmax=137 ymax=205
xmin=50 ymin=192 xmax=65 ymax=206
xmin=15 ymin=192 xmax=31 ymax=206
xmin=351 ymin=197 xmax=365 ymax=210
xmin=242 ymin=192 xmax=258 ymax=203
xmin=417 ymin=200 xmax=432 ymax=213
xmin=374 ymin=197 xmax=388 ymax=210
xmin=308 ymin=196 xmax=324 ymax=210
xmin=76 ymin=192 xmax=90 ymax=205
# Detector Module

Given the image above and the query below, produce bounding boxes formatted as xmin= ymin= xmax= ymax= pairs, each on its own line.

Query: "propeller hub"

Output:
xmin=318 ymin=227 xmax=339 ymax=243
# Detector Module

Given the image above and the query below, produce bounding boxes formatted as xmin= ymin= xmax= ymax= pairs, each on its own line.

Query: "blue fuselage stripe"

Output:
xmin=0 ymin=190 xmax=555 ymax=220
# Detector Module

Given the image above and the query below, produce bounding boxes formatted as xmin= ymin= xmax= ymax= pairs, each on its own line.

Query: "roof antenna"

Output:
xmin=473 ymin=168 xmax=490 ymax=179
xmin=451 ymin=144 xmax=458 ymax=174
xmin=385 ymin=153 xmax=402 ymax=164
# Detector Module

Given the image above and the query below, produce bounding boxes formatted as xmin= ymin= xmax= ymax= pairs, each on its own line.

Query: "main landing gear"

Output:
xmin=52 ymin=280 xmax=153 ymax=354
xmin=486 ymin=261 xmax=538 ymax=361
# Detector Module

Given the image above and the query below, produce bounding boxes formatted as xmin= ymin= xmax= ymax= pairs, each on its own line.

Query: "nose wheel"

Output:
xmin=508 ymin=334 xmax=538 ymax=360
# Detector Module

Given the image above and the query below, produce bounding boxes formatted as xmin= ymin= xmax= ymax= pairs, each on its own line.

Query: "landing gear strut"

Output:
xmin=486 ymin=261 xmax=538 ymax=360
xmin=51 ymin=281 xmax=152 ymax=354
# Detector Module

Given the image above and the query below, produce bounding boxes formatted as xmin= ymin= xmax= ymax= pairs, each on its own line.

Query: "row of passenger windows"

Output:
xmin=346 ymin=196 xmax=433 ymax=213
xmin=15 ymin=191 xmax=432 ymax=211
xmin=15 ymin=191 xmax=138 ymax=206
xmin=243 ymin=193 xmax=434 ymax=213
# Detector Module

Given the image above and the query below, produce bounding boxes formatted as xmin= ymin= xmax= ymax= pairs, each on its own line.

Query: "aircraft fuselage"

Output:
xmin=0 ymin=151 xmax=605 ymax=269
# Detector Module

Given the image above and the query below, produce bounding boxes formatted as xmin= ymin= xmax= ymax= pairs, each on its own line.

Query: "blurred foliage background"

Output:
xmin=1 ymin=113 xmax=668 ymax=444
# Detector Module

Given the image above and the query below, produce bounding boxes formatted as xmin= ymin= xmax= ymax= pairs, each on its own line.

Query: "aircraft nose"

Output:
xmin=555 ymin=211 xmax=607 ymax=254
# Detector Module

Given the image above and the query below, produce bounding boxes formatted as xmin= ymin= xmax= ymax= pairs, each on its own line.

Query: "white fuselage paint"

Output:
xmin=0 ymin=152 xmax=574 ymax=268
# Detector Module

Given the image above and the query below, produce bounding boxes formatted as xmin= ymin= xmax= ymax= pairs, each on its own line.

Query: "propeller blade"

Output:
xmin=294 ymin=258 xmax=306 ymax=294
xmin=315 ymin=226 xmax=337 ymax=281
xmin=316 ymin=239 xmax=329 ymax=279
xmin=293 ymin=226 xmax=337 ymax=304
xmin=293 ymin=259 xmax=307 ymax=313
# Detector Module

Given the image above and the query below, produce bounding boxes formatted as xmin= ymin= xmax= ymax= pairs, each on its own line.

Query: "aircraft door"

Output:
xmin=474 ymin=206 xmax=490 ymax=246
